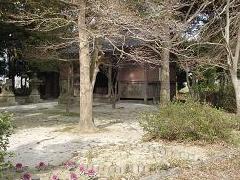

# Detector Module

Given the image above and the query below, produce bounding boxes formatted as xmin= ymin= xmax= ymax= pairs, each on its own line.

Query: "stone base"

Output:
xmin=15 ymin=96 xmax=30 ymax=105
xmin=0 ymin=95 xmax=17 ymax=106
xmin=28 ymin=95 xmax=42 ymax=103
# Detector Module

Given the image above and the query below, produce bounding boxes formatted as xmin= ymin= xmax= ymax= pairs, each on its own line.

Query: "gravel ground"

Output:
xmin=2 ymin=101 xmax=240 ymax=179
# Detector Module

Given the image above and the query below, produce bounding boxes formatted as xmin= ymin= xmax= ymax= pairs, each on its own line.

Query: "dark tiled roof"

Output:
xmin=58 ymin=37 xmax=144 ymax=56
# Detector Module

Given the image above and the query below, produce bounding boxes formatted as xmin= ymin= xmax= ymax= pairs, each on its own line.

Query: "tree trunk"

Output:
xmin=233 ymin=20 xmax=240 ymax=116
xmin=233 ymin=80 xmax=240 ymax=116
xmin=66 ymin=64 xmax=71 ymax=113
xmin=226 ymin=0 xmax=240 ymax=116
xmin=111 ymin=77 xmax=118 ymax=109
xmin=231 ymin=71 xmax=240 ymax=115
xmin=91 ymin=65 xmax=99 ymax=93
xmin=78 ymin=0 xmax=95 ymax=131
xmin=108 ymin=65 xmax=112 ymax=98
xmin=143 ymin=65 xmax=148 ymax=104
xmin=237 ymin=91 xmax=240 ymax=116
xmin=111 ymin=70 xmax=118 ymax=109
xmin=160 ymin=27 xmax=171 ymax=106
xmin=66 ymin=63 xmax=73 ymax=113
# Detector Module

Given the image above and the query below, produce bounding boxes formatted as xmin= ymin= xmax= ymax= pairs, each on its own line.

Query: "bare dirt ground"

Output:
xmin=2 ymin=101 xmax=240 ymax=179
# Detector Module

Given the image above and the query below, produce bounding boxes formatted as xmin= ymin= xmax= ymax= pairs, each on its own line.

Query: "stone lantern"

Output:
xmin=0 ymin=79 xmax=16 ymax=106
xmin=28 ymin=73 xmax=42 ymax=103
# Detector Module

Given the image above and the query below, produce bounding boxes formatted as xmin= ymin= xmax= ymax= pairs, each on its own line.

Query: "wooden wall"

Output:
xmin=118 ymin=63 xmax=176 ymax=102
xmin=58 ymin=59 xmax=177 ymax=103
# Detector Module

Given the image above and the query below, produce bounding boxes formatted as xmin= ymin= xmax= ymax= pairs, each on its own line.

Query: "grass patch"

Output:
xmin=139 ymin=100 xmax=239 ymax=143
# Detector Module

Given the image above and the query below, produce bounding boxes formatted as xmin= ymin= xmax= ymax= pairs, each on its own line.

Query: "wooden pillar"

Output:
xmin=66 ymin=64 xmax=71 ymax=113
xmin=143 ymin=64 xmax=148 ymax=104
xmin=108 ymin=64 xmax=112 ymax=97
xmin=117 ymin=69 xmax=121 ymax=101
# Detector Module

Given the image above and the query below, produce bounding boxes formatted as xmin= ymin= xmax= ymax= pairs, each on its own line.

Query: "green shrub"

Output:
xmin=139 ymin=100 xmax=239 ymax=143
xmin=0 ymin=113 xmax=13 ymax=173
xmin=218 ymin=84 xmax=236 ymax=113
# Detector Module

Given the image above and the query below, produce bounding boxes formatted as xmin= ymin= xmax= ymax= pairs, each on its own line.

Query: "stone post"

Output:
xmin=0 ymin=79 xmax=16 ymax=106
xmin=28 ymin=73 xmax=42 ymax=103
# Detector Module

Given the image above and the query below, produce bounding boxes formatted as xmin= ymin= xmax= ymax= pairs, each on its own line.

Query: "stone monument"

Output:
xmin=0 ymin=79 xmax=16 ymax=106
xmin=28 ymin=73 xmax=42 ymax=103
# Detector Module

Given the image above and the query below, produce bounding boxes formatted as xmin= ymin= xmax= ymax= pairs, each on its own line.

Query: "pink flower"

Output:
xmin=15 ymin=163 xmax=24 ymax=172
xmin=21 ymin=172 xmax=31 ymax=180
xmin=35 ymin=161 xmax=47 ymax=170
xmin=79 ymin=164 xmax=85 ymax=175
xmin=70 ymin=172 xmax=78 ymax=180
xmin=64 ymin=161 xmax=77 ymax=169
xmin=87 ymin=168 xmax=97 ymax=178
xmin=51 ymin=174 xmax=59 ymax=180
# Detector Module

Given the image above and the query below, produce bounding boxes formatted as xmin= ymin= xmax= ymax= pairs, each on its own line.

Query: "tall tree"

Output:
xmin=77 ymin=0 xmax=95 ymax=131
xmin=128 ymin=0 xmax=213 ymax=106
xmin=181 ymin=0 xmax=240 ymax=115
xmin=224 ymin=0 xmax=240 ymax=115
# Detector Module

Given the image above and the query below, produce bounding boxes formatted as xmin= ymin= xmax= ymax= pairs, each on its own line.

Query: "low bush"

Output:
xmin=0 ymin=113 xmax=13 ymax=173
xmin=217 ymin=85 xmax=236 ymax=113
xmin=139 ymin=100 xmax=239 ymax=143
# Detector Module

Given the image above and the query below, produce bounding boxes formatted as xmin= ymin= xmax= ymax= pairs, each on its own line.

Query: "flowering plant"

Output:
xmin=51 ymin=174 xmax=60 ymax=180
xmin=86 ymin=168 xmax=97 ymax=178
xmin=70 ymin=172 xmax=78 ymax=180
xmin=21 ymin=172 xmax=31 ymax=180
xmin=15 ymin=163 xmax=24 ymax=172
xmin=35 ymin=162 xmax=48 ymax=171
xmin=79 ymin=164 xmax=86 ymax=175
xmin=64 ymin=161 xmax=77 ymax=170
xmin=13 ymin=160 xmax=98 ymax=179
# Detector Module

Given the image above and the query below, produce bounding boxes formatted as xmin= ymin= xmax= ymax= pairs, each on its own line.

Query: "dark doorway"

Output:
xmin=39 ymin=72 xmax=60 ymax=99
xmin=94 ymin=68 xmax=108 ymax=95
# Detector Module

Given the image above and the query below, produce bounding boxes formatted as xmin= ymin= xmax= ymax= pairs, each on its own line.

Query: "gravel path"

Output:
xmin=6 ymin=102 xmax=151 ymax=167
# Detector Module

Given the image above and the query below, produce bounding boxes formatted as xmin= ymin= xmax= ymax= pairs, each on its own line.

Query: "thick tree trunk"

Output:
xmin=160 ymin=27 xmax=171 ymax=106
xmin=233 ymin=21 xmax=240 ymax=116
xmin=231 ymin=75 xmax=240 ymax=116
xmin=225 ymin=0 xmax=240 ymax=116
xmin=235 ymin=82 xmax=240 ymax=116
xmin=78 ymin=0 xmax=95 ymax=131
xmin=160 ymin=49 xmax=170 ymax=106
